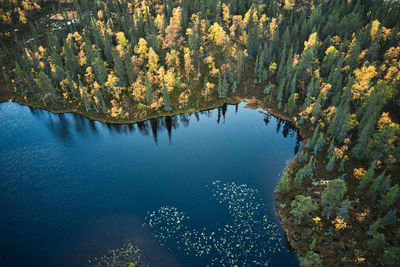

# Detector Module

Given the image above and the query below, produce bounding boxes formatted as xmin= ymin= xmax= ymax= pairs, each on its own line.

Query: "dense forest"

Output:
xmin=1 ymin=0 xmax=400 ymax=266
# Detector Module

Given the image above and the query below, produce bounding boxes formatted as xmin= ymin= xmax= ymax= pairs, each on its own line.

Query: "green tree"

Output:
xmin=368 ymin=233 xmax=386 ymax=254
xmin=299 ymin=251 xmax=323 ymax=267
xmin=38 ymin=71 xmax=56 ymax=103
xmin=162 ymin=79 xmax=172 ymax=112
xmin=124 ymin=51 xmax=135 ymax=85
xmin=113 ymin=50 xmax=126 ymax=86
xmin=286 ymin=93 xmax=296 ymax=114
xmin=278 ymin=171 xmax=290 ymax=193
xmin=290 ymin=195 xmax=317 ymax=224
xmin=357 ymin=161 xmax=376 ymax=193
xmin=380 ymin=248 xmax=400 ymax=267
xmin=378 ymin=184 xmax=399 ymax=210
xmin=313 ymin=134 xmax=324 ymax=156
xmin=321 ymin=179 xmax=347 ymax=219
xmin=294 ymin=168 xmax=304 ymax=188
xmin=145 ymin=74 xmax=152 ymax=106
xmin=326 ymin=154 xmax=336 ymax=171
xmin=93 ymin=56 xmax=107 ymax=88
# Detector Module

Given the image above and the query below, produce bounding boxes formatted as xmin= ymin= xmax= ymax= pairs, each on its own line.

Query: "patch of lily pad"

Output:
xmin=144 ymin=180 xmax=284 ymax=266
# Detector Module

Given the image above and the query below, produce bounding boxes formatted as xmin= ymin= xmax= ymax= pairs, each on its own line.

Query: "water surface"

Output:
xmin=0 ymin=101 xmax=300 ymax=266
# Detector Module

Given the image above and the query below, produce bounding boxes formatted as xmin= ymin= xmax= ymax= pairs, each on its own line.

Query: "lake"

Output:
xmin=0 ymin=101 xmax=300 ymax=266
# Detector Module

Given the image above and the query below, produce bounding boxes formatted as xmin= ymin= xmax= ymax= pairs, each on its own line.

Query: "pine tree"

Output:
xmin=299 ymin=251 xmax=323 ymax=267
xmin=93 ymin=87 xmax=107 ymax=113
xmin=203 ymin=75 xmax=208 ymax=92
xmin=113 ymin=50 xmax=126 ymax=87
xmin=64 ymin=43 xmax=79 ymax=79
xmin=124 ymin=51 xmax=135 ymax=85
xmin=232 ymin=81 xmax=237 ymax=93
xmin=79 ymin=81 xmax=91 ymax=112
xmin=380 ymin=209 xmax=398 ymax=228
xmin=313 ymin=134 xmax=324 ymax=156
xmin=378 ymin=184 xmax=399 ymax=210
xmin=294 ymin=168 xmax=304 ymax=188
xmin=305 ymin=125 xmax=320 ymax=149
xmin=38 ymin=71 xmax=56 ymax=103
xmin=357 ymin=161 xmax=377 ymax=193
xmin=368 ymin=233 xmax=386 ymax=253
xmin=162 ymin=79 xmax=172 ymax=112
xmin=321 ymin=179 xmax=347 ymax=219
xmin=352 ymin=112 xmax=377 ymax=160
xmin=246 ymin=26 xmax=259 ymax=59
xmin=326 ymin=154 xmax=336 ymax=171
xmin=93 ymin=56 xmax=107 ymax=89
xmin=326 ymin=139 xmax=335 ymax=158
xmin=144 ymin=74 xmax=152 ymax=106
xmin=290 ymin=195 xmax=317 ymax=224
xmin=218 ymin=73 xmax=228 ymax=98
xmin=311 ymin=94 xmax=322 ymax=123
xmin=279 ymin=171 xmax=290 ymax=193
xmin=104 ymin=28 xmax=113 ymax=65
xmin=287 ymin=93 xmax=296 ymax=114
xmin=337 ymin=199 xmax=351 ymax=220
xmin=366 ymin=172 xmax=385 ymax=204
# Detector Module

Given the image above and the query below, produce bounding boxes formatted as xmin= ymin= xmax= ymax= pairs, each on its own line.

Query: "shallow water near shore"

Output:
xmin=0 ymin=101 xmax=301 ymax=266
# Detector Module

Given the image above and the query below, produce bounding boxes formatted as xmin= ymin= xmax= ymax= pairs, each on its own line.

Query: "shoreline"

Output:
xmin=2 ymin=89 xmax=308 ymax=255
xmin=1 ymin=89 xmax=336 ymax=265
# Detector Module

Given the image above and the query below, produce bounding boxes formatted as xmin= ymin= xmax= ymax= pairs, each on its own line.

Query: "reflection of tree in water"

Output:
xmin=29 ymin=104 xmax=301 ymax=151
xmin=263 ymin=113 xmax=302 ymax=155
xmin=144 ymin=181 xmax=284 ymax=266
xmin=217 ymin=104 xmax=227 ymax=124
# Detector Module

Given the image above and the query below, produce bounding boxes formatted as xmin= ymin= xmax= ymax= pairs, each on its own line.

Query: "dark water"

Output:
xmin=0 ymin=101 xmax=301 ymax=267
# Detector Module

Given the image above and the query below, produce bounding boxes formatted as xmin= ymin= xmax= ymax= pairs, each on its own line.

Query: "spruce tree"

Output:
xmin=162 ymin=79 xmax=172 ymax=112
xmin=113 ymin=50 xmax=126 ymax=87
xmin=378 ymin=184 xmax=399 ymax=210
xmin=321 ymin=179 xmax=347 ymax=219
xmin=279 ymin=171 xmax=290 ymax=193
xmin=357 ymin=161 xmax=377 ymax=194
xmin=145 ymin=74 xmax=152 ymax=106
xmin=290 ymin=195 xmax=317 ymax=224
xmin=326 ymin=154 xmax=336 ymax=172
xmin=124 ymin=51 xmax=135 ymax=85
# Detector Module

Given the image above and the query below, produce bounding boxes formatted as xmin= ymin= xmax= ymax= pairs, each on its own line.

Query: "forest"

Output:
xmin=1 ymin=0 xmax=400 ymax=266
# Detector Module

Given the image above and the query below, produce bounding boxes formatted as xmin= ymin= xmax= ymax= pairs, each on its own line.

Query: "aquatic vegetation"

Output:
xmin=144 ymin=180 xmax=284 ymax=266
xmin=87 ymin=242 xmax=146 ymax=267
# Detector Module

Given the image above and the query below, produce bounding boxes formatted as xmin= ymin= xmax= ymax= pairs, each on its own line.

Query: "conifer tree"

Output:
xmin=286 ymin=93 xmax=296 ymax=114
xmin=357 ymin=161 xmax=377 ymax=193
xmin=93 ymin=56 xmax=107 ymax=89
xmin=279 ymin=171 xmax=290 ymax=193
xmin=290 ymin=195 xmax=317 ymax=224
xmin=113 ymin=50 xmax=126 ymax=86
xmin=124 ymin=51 xmax=135 ymax=85
xmin=305 ymin=125 xmax=320 ymax=149
xmin=321 ymin=179 xmax=347 ymax=219
xmin=294 ymin=168 xmax=304 ymax=188
xmin=232 ymin=81 xmax=237 ymax=93
xmin=299 ymin=251 xmax=323 ymax=267
xmin=313 ymin=134 xmax=324 ymax=156
xmin=326 ymin=155 xmax=336 ymax=172
xmin=162 ymin=79 xmax=172 ymax=112
xmin=378 ymin=184 xmax=399 ymax=210
xmin=145 ymin=74 xmax=152 ymax=106
xmin=38 ymin=71 xmax=56 ymax=103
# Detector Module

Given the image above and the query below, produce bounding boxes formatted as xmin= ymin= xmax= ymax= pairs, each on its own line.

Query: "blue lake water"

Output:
xmin=0 ymin=101 xmax=300 ymax=266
